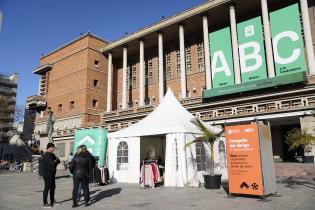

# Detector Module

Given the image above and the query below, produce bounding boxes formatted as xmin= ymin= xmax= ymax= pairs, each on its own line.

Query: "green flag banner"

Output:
xmin=210 ymin=27 xmax=235 ymax=88
xmin=73 ymin=128 xmax=107 ymax=166
xmin=270 ymin=3 xmax=307 ymax=76
xmin=237 ymin=16 xmax=267 ymax=82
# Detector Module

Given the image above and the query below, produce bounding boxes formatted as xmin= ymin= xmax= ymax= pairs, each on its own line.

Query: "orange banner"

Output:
xmin=225 ymin=123 xmax=263 ymax=195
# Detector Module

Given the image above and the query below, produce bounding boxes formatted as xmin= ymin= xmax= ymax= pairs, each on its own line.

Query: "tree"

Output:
xmin=14 ymin=104 xmax=25 ymax=123
xmin=285 ymin=128 xmax=315 ymax=154
xmin=186 ymin=118 xmax=224 ymax=175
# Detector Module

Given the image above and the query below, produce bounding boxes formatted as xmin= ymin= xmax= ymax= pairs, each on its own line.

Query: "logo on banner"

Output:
xmin=245 ymin=25 xmax=255 ymax=37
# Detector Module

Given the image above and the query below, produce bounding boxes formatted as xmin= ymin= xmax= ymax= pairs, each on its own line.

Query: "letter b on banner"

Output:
xmin=237 ymin=17 xmax=267 ymax=82
xmin=270 ymin=3 xmax=307 ymax=76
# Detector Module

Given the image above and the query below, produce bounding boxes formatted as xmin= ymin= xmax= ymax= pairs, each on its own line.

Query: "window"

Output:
xmin=126 ymin=65 xmax=131 ymax=89
xmin=172 ymin=139 xmax=179 ymax=171
xmin=93 ymin=79 xmax=98 ymax=87
xmin=70 ymin=101 xmax=74 ymax=109
xmin=55 ymin=143 xmax=66 ymax=157
xmin=92 ymin=99 xmax=98 ymax=108
xmin=117 ymin=141 xmax=128 ymax=170
xmin=165 ymin=52 xmax=171 ymax=80
xmin=197 ymin=42 xmax=205 ymax=72
xmin=131 ymin=64 xmax=137 ymax=89
xmin=145 ymin=58 xmax=153 ymax=85
xmin=176 ymin=50 xmax=181 ymax=78
xmin=196 ymin=142 xmax=206 ymax=171
xmin=58 ymin=104 xmax=62 ymax=111
xmin=94 ymin=60 xmax=99 ymax=67
xmin=185 ymin=46 xmax=192 ymax=75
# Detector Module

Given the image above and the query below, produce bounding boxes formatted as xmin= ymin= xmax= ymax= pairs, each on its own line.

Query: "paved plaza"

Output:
xmin=0 ymin=172 xmax=314 ymax=210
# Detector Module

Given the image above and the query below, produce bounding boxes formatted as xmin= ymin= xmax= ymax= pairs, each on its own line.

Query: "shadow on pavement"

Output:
xmin=279 ymin=178 xmax=315 ymax=190
xmin=90 ymin=188 xmax=122 ymax=205
xmin=58 ymin=189 xmax=101 ymax=204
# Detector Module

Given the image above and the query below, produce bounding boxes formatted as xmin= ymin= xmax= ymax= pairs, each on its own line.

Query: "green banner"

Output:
xmin=270 ymin=3 xmax=307 ymax=76
xmin=203 ymin=72 xmax=305 ymax=98
xmin=73 ymin=128 xmax=107 ymax=166
xmin=210 ymin=27 xmax=234 ymax=88
xmin=237 ymin=17 xmax=267 ymax=82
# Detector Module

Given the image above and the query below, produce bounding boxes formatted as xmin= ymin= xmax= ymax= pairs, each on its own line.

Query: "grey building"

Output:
xmin=0 ymin=72 xmax=18 ymax=143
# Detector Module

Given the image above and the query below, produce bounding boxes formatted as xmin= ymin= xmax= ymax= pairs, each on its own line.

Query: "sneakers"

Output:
xmin=43 ymin=203 xmax=52 ymax=208
xmin=85 ymin=202 xmax=90 ymax=207
xmin=72 ymin=203 xmax=78 ymax=208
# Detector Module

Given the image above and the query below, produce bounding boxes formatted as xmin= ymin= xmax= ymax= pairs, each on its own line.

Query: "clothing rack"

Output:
xmin=141 ymin=160 xmax=159 ymax=189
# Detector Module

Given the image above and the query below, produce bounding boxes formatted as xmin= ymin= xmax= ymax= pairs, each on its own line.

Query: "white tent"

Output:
xmin=107 ymin=89 xmax=226 ymax=187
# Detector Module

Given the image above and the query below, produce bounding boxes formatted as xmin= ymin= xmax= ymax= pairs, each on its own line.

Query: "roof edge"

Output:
xmin=101 ymin=0 xmax=230 ymax=53
xmin=41 ymin=33 xmax=110 ymax=60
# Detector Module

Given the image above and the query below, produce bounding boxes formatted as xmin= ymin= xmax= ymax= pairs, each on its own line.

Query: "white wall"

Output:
xmin=108 ymin=137 xmax=140 ymax=183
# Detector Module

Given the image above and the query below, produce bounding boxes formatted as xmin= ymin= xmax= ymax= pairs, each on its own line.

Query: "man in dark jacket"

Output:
xmin=42 ymin=143 xmax=60 ymax=208
xmin=70 ymin=145 xmax=94 ymax=207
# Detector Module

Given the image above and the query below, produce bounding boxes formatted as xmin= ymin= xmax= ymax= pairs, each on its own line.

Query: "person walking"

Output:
xmin=70 ymin=145 xmax=93 ymax=208
xmin=42 ymin=143 xmax=60 ymax=208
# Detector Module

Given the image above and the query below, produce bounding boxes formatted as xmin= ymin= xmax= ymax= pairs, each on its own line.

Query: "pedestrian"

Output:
xmin=75 ymin=145 xmax=96 ymax=203
xmin=38 ymin=150 xmax=44 ymax=179
xmin=42 ymin=143 xmax=60 ymax=208
xmin=70 ymin=145 xmax=93 ymax=207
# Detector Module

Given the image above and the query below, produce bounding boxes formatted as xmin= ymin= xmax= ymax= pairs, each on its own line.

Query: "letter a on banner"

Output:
xmin=237 ymin=17 xmax=267 ymax=82
xmin=210 ymin=27 xmax=234 ymax=88
xmin=270 ymin=3 xmax=307 ymax=76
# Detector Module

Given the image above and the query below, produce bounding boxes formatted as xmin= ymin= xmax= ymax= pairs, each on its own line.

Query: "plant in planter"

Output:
xmin=285 ymin=128 xmax=315 ymax=163
xmin=186 ymin=118 xmax=224 ymax=189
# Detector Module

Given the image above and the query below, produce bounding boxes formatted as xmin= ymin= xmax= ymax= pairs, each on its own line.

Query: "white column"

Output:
xmin=158 ymin=33 xmax=164 ymax=101
xmin=139 ymin=40 xmax=145 ymax=106
xmin=106 ymin=53 xmax=112 ymax=112
xmin=261 ymin=0 xmax=275 ymax=78
xmin=229 ymin=5 xmax=241 ymax=84
xmin=179 ymin=25 xmax=187 ymax=98
xmin=203 ymin=16 xmax=212 ymax=89
xmin=122 ymin=47 xmax=127 ymax=110
xmin=300 ymin=0 xmax=315 ymax=75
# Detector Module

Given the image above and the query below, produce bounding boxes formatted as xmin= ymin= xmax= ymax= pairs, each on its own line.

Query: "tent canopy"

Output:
xmin=109 ymin=89 xmax=205 ymax=138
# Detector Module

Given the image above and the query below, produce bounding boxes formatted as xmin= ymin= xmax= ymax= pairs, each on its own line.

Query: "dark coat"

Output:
xmin=42 ymin=152 xmax=60 ymax=178
xmin=69 ymin=152 xmax=93 ymax=179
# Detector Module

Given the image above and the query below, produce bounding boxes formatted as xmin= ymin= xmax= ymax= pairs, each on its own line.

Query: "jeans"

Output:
xmin=72 ymin=178 xmax=89 ymax=204
xmin=43 ymin=176 xmax=56 ymax=204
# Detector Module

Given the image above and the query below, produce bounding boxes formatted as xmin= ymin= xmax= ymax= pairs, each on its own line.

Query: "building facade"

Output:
xmin=0 ymin=72 xmax=18 ymax=143
xmin=27 ymin=34 xmax=108 ymax=159
xmin=30 ymin=0 xmax=315 ymax=163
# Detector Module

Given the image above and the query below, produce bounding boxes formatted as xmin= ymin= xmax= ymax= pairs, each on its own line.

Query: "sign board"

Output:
xmin=226 ymin=124 xmax=263 ymax=195
xmin=210 ymin=27 xmax=235 ymax=88
xmin=237 ymin=16 xmax=267 ymax=82
xmin=204 ymin=3 xmax=308 ymax=97
xmin=73 ymin=128 xmax=107 ymax=166
xmin=225 ymin=123 xmax=276 ymax=196
xmin=270 ymin=3 xmax=307 ymax=76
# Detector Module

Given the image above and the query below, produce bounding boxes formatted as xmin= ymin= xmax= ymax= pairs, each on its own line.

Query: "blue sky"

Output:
xmin=0 ymin=0 xmax=205 ymax=106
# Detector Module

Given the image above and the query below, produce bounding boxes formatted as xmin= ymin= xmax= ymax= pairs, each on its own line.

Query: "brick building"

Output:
xmin=28 ymin=0 xmax=315 ymax=163
xmin=27 ymin=34 xmax=108 ymax=158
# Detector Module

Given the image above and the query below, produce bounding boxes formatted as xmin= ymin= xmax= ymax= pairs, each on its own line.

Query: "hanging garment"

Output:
xmin=140 ymin=164 xmax=154 ymax=188
xmin=150 ymin=163 xmax=160 ymax=183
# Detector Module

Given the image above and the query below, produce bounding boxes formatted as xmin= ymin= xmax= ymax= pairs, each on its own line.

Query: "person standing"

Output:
xmin=70 ymin=146 xmax=93 ymax=207
xmin=42 ymin=143 xmax=60 ymax=208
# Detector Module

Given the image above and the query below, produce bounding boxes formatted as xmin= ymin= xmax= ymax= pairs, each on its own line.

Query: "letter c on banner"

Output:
xmin=273 ymin=31 xmax=300 ymax=64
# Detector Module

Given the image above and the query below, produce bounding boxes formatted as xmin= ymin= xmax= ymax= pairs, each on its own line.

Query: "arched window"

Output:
xmin=117 ymin=141 xmax=128 ymax=170
xmin=196 ymin=142 xmax=206 ymax=171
